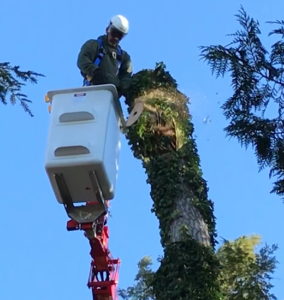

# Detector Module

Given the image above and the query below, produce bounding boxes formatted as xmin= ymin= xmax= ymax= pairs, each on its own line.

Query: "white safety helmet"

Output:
xmin=107 ymin=15 xmax=129 ymax=40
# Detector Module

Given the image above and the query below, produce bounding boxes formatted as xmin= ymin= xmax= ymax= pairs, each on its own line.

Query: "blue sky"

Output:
xmin=1 ymin=0 xmax=283 ymax=299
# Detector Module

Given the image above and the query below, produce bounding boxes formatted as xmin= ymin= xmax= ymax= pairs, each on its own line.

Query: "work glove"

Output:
xmin=123 ymin=89 xmax=131 ymax=100
xmin=107 ymin=75 xmax=120 ymax=89
xmin=90 ymin=68 xmax=105 ymax=85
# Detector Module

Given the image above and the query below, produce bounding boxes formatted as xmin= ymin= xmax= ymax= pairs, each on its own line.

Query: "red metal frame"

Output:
xmin=67 ymin=201 xmax=120 ymax=300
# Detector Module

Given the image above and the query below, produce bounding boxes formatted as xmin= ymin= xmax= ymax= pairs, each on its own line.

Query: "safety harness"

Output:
xmin=83 ymin=37 xmax=123 ymax=86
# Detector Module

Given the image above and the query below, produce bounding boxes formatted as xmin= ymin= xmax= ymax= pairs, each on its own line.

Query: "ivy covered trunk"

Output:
xmin=125 ymin=64 xmax=221 ymax=300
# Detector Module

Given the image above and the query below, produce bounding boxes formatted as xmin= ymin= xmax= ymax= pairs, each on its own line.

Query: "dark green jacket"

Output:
xmin=77 ymin=35 xmax=132 ymax=96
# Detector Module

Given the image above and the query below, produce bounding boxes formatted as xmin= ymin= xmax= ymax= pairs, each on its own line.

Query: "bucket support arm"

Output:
xmin=54 ymin=171 xmax=107 ymax=224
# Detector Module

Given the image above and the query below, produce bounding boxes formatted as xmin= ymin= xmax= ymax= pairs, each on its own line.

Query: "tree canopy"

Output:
xmin=200 ymin=6 xmax=284 ymax=199
xmin=0 ymin=62 xmax=44 ymax=116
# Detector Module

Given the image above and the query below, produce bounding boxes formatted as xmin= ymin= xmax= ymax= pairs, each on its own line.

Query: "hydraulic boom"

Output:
xmin=67 ymin=201 xmax=121 ymax=300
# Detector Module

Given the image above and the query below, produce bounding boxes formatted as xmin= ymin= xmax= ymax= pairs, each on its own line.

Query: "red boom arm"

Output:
xmin=66 ymin=201 xmax=120 ymax=300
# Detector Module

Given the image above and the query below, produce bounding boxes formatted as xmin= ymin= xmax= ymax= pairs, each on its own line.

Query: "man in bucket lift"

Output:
xmin=77 ymin=15 xmax=133 ymax=98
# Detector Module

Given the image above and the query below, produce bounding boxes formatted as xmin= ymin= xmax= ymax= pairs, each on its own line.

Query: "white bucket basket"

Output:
xmin=44 ymin=84 xmax=124 ymax=223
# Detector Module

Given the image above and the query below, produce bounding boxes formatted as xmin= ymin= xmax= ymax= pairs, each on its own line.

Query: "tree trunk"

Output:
xmin=125 ymin=64 xmax=221 ymax=300
xmin=170 ymin=189 xmax=211 ymax=246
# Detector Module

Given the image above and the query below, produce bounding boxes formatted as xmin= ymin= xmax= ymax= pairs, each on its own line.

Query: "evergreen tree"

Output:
xmin=199 ymin=6 xmax=284 ymax=198
xmin=118 ymin=235 xmax=278 ymax=300
xmin=0 ymin=62 xmax=44 ymax=116
xmin=217 ymin=235 xmax=278 ymax=300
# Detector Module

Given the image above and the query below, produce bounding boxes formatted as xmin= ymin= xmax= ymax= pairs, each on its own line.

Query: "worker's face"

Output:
xmin=106 ymin=26 xmax=125 ymax=46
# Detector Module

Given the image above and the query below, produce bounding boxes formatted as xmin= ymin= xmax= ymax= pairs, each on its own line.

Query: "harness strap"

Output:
xmin=83 ymin=38 xmax=123 ymax=86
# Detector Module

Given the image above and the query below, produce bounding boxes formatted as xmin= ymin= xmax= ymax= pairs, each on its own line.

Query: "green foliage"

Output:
xmin=120 ymin=235 xmax=279 ymax=300
xmin=151 ymin=239 xmax=221 ymax=300
xmin=217 ymin=235 xmax=278 ymax=300
xmin=125 ymin=62 xmax=178 ymax=108
xmin=126 ymin=63 xmax=216 ymax=246
xmin=124 ymin=63 xmax=220 ymax=300
xmin=199 ymin=6 xmax=284 ymax=199
xmin=146 ymin=149 xmax=217 ymax=248
xmin=0 ymin=62 xmax=44 ymax=116
xmin=118 ymin=257 xmax=155 ymax=300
